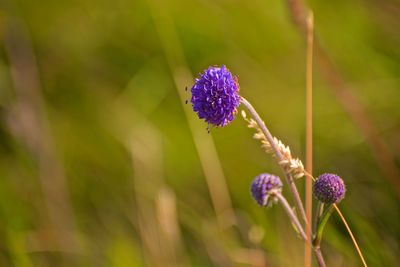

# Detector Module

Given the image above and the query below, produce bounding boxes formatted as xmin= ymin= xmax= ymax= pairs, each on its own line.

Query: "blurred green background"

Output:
xmin=0 ymin=0 xmax=399 ymax=266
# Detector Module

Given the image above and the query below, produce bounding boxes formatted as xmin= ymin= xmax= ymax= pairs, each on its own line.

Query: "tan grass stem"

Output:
xmin=286 ymin=1 xmax=372 ymax=263
xmin=333 ymin=205 xmax=368 ymax=267
xmin=305 ymin=11 xmax=314 ymax=267
xmin=286 ymin=0 xmax=400 ymax=198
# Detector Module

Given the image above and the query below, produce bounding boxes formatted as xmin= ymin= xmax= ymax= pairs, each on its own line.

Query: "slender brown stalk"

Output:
xmin=313 ymin=247 xmax=326 ymax=267
xmin=333 ymin=205 xmax=367 ymax=267
xmin=286 ymin=0 xmax=400 ymax=198
xmin=305 ymin=11 xmax=314 ymax=267
xmin=286 ymin=1 xmax=371 ymax=263
xmin=241 ymin=97 xmax=308 ymax=226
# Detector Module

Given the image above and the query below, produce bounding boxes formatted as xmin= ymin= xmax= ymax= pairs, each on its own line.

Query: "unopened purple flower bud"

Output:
xmin=313 ymin=173 xmax=346 ymax=204
xmin=191 ymin=65 xmax=240 ymax=127
xmin=250 ymin=173 xmax=283 ymax=207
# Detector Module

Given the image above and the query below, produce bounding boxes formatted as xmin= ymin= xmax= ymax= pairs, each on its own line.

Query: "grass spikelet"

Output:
xmin=241 ymin=111 xmax=305 ymax=179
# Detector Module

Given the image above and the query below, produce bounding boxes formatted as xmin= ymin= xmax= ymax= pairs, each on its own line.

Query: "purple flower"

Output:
xmin=251 ymin=173 xmax=283 ymax=207
xmin=191 ymin=65 xmax=240 ymax=127
xmin=313 ymin=173 xmax=346 ymax=204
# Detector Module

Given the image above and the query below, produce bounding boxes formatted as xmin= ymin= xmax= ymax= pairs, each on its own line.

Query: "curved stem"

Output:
xmin=275 ymin=193 xmax=307 ymax=240
xmin=334 ymin=205 xmax=368 ymax=267
xmin=313 ymin=204 xmax=334 ymax=248
xmin=313 ymin=201 xmax=324 ymax=235
xmin=241 ymin=97 xmax=308 ymax=226
xmin=276 ymin=193 xmax=327 ymax=267
xmin=241 ymin=97 xmax=328 ymax=266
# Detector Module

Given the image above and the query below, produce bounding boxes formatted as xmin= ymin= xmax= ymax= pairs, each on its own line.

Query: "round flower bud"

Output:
xmin=250 ymin=173 xmax=283 ymax=207
xmin=313 ymin=173 xmax=346 ymax=204
xmin=191 ymin=65 xmax=240 ymax=127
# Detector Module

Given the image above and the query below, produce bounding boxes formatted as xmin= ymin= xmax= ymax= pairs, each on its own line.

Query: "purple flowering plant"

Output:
xmin=190 ymin=65 xmax=350 ymax=267
xmin=191 ymin=65 xmax=240 ymax=127
xmin=250 ymin=173 xmax=283 ymax=207
xmin=314 ymin=173 xmax=346 ymax=205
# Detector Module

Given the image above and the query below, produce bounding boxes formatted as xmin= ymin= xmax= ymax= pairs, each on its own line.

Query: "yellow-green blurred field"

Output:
xmin=0 ymin=0 xmax=399 ymax=266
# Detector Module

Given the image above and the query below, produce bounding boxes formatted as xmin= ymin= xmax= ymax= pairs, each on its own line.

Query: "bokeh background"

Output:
xmin=0 ymin=0 xmax=399 ymax=266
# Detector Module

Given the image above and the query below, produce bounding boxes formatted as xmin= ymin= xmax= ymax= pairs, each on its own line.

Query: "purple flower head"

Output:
xmin=250 ymin=173 xmax=283 ymax=207
xmin=313 ymin=173 xmax=346 ymax=204
xmin=191 ymin=65 xmax=240 ymax=127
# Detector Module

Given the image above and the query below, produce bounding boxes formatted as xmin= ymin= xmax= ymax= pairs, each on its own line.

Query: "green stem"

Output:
xmin=313 ymin=201 xmax=324 ymax=235
xmin=313 ymin=204 xmax=335 ymax=247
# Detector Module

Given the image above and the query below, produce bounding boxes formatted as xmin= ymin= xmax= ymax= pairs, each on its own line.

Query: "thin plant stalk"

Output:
xmin=241 ymin=97 xmax=326 ymax=266
xmin=313 ymin=201 xmax=324 ymax=234
xmin=333 ymin=204 xmax=368 ymax=267
xmin=275 ymin=193 xmax=326 ymax=267
xmin=313 ymin=247 xmax=326 ymax=267
xmin=305 ymin=11 xmax=314 ymax=267
xmin=240 ymin=97 xmax=308 ymax=226
xmin=275 ymin=193 xmax=307 ymax=240
xmin=313 ymin=205 xmax=335 ymax=248
xmin=287 ymin=0 xmax=400 ymax=200
xmin=287 ymin=2 xmax=374 ymax=264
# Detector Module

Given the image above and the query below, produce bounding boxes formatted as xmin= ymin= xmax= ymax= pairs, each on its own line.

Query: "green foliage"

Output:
xmin=0 ymin=0 xmax=399 ymax=266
